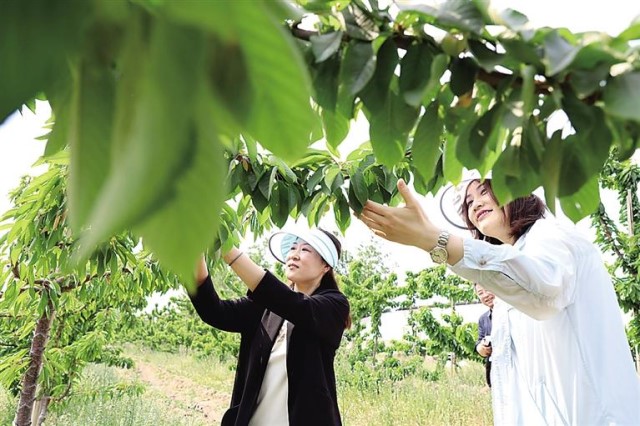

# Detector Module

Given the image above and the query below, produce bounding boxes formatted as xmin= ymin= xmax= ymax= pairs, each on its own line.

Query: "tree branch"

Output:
xmin=290 ymin=22 xmax=558 ymax=97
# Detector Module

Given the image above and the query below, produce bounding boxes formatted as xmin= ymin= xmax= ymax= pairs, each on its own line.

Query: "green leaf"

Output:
xmin=271 ymin=183 xmax=291 ymax=228
xmin=542 ymin=30 xmax=580 ymax=76
xmin=347 ymin=181 xmax=364 ymax=215
xmin=616 ymin=22 xmax=640 ymax=42
xmin=312 ymin=55 xmax=341 ymax=110
xmin=133 ymin=98 xmax=226 ymax=286
xmin=75 ymin=20 xmax=207 ymax=266
xmin=334 ymin=190 xmax=351 ymax=234
xmin=468 ymin=39 xmax=504 ymax=71
xmin=359 ymin=38 xmax=398 ymax=111
xmin=207 ymin=38 xmax=253 ymax=133
xmin=231 ymin=1 xmax=319 ymax=162
xmin=541 ymin=130 xmax=563 ymax=211
xmin=443 ymin=133 xmax=463 ymax=183
xmin=398 ymin=1 xmax=486 ymax=34
xmin=559 ymin=174 xmax=600 ymax=222
xmin=310 ymin=31 xmax=344 ymax=63
xmin=461 ymin=103 xmax=502 ymax=163
xmin=422 ymin=54 xmax=449 ymax=105
xmin=0 ymin=0 xmax=88 ymax=123
xmin=569 ymin=63 xmax=610 ymax=99
xmin=399 ymin=42 xmax=434 ymax=107
xmin=499 ymin=38 xmax=544 ymax=70
xmin=351 ymin=168 xmax=369 ymax=206
xmin=449 ymin=57 xmax=477 ymax=96
xmin=368 ymin=92 xmax=417 ymax=167
xmin=271 ymin=156 xmax=298 ymax=183
xmin=491 ymin=138 xmax=541 ymax=206
xmin=412 ymin=101 xmax=443 ymax=181
xmin=603 ymin=72 xmax=640 ymax=122
xmin=340 ymin=41 xmax=376 ymax=96
xmin=37 ymin=291 xmax=49 ymax=317
xmin=68 ymin=54 xmax=117 ymax=234
xmin=306 ymin=167 xmax=326 ymax=193
xmin=321 ymin=109 xmax=350 ymax=149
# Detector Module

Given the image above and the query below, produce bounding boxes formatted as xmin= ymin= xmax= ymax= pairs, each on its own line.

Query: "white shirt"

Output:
xmin=249 ymin=321 xmax=289 ymax=426
xmin=451 ymin=217 xmax=640 ymax=425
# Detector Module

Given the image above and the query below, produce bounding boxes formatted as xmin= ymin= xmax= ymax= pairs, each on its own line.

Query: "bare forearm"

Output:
xmin=194 ymin=249 xmax=266 ymax=292
xmin=222 ymin=248 xmax=266 ymax=292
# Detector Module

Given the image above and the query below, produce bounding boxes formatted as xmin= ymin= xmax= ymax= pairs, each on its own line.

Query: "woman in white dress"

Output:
xmin=361 ymin=178 xmax=640 ymax=425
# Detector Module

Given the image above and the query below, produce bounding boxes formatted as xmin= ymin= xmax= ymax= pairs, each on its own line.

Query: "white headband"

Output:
xmin=268 ymin=228 xmax=339 ymax=268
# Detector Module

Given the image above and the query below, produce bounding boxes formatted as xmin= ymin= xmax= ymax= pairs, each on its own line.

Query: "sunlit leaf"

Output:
xmin=75 ymin=20 xmax=207 ymax=264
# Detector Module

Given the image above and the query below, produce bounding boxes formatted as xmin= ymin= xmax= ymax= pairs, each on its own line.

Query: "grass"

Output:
xmin=339 ymin=365 xmax=492 ymax=425
xmin=1 ymin=348 xmax=493 ymax=425
xmin=50 ymin=363 xmax=205 ymax=426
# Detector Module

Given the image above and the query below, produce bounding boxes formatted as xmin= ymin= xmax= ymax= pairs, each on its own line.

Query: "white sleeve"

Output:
xmin=450 ymin=220 xmax=576 ymax=320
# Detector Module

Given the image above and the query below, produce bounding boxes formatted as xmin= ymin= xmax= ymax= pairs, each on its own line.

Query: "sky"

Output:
xmin=0 ymin=1 xmax=639 ymax=311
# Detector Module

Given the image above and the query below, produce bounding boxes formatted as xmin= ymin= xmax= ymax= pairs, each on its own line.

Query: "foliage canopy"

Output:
xmin=2 ymin=0 xmax=640 ymax=281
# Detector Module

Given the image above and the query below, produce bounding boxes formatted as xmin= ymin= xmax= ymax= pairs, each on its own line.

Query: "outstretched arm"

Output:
xmin=360 ymin=179 xmax=464 ymax=265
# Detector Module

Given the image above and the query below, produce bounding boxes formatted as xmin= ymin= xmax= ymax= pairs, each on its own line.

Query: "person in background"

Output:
xmin=474 ymin=283 xmax=494 ymax=387
xmin=360 ymin=177 xmax=640 ymax=425
xmin=189 ymin=227 xmax=350 ymax=426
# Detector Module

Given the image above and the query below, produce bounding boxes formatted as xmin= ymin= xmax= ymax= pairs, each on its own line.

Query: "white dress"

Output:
xmin=451 ymin=217 xmax=640 ymax=425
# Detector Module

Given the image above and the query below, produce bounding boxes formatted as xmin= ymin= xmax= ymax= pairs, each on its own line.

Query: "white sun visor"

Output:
xmin=268 ymin=228 xmax=339 ymax=268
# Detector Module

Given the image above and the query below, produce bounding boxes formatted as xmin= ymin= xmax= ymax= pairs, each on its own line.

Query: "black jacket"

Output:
xmin=190 ymin=271 xmax=350 ymax=426
xmin=476 ymin=309 xmax=492 ymax=387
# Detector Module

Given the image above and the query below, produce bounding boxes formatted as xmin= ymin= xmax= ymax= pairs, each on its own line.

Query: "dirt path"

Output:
xmin=132 ymin=359 xmax=231 ymax=424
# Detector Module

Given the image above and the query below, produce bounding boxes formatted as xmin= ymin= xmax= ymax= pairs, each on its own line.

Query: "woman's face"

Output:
xmin=285 ymin=240 xmax=330 ymax=284
xmin=465 ymin=181 xmax=512 ymax=244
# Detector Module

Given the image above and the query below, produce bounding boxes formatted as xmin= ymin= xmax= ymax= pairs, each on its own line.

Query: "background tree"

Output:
xmin=403 ymin=266 xmax=478 ymax=371
xmin=0 ymin=161 xmax=179 ymax=426
xmin=2 ymin=0 xmax=639 ymax=282
xmin=591 ymin=152 xmax=640 ymax=370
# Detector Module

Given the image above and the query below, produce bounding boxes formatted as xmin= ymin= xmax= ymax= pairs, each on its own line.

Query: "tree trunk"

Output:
xmin=13 ymin=300 xmax=55 ymax=426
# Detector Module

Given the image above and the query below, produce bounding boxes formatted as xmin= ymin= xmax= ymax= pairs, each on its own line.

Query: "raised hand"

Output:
xmin=360 ymin=179 xmax=439 ymax=252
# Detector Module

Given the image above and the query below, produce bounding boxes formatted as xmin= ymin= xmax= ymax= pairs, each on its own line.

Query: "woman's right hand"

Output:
xmin=360 ymin=179 xmax=439 ymax=251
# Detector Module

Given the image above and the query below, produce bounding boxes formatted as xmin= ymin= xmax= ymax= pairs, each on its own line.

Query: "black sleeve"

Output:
xmin=189 ymin=275 xmax=262 ymax=333
xmin=249 ymin=271 xmax=350 ymax=348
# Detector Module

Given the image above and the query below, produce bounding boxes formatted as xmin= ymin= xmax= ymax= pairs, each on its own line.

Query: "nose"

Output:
xmin=286 ymin=247 xmax=300 ymax=261
xmin=470 ymin=197 xmax=483 ymax=212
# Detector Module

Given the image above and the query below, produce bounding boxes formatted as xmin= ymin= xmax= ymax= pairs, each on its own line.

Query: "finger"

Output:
xmin=371 ymin=228 xmax=388 ymax=240
xmin=397 ymin=179 xmax=420 ymax=208
xmin=363 ymin=199 xmax=390 ymax=216
xmin=360 ymin=208 xmax=386 ymax=225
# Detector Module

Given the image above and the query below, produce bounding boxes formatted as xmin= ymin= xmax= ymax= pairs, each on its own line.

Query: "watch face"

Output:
xmin=430 ymin=246 xmax=448 ymax=264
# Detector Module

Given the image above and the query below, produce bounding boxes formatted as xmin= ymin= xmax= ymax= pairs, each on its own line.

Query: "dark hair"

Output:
xmin=460 ymin=180 xmax=546 ymax=245
xmin=317 ymin=229 xmax=351 ymax=329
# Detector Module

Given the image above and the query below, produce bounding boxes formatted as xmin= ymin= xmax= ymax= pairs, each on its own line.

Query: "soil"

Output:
xmin=132 ymin=359 xmax=231 ymax=424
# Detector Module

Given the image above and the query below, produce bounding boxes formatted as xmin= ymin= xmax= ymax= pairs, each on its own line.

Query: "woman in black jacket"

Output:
xmin=190 ymin=228 xmax=350 ymax=426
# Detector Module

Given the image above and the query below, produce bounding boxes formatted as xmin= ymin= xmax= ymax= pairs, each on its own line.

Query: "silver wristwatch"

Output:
xmin=430 ymin=230 xmax=450 ymax=264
